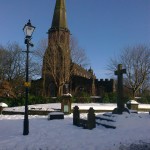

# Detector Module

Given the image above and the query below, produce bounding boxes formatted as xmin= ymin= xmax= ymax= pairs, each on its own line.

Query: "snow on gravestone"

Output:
xmin=126 ymin=100 xmax=139 ymax=111
xmin=0 ymin=102 xmax=8 ymax=114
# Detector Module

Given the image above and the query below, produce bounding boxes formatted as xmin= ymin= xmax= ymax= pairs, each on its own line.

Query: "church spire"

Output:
xmin=50 ymin=0 xmax=68 ymax=31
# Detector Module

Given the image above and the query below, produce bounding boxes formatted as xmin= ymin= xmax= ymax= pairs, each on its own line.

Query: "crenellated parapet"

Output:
xmin=99 ymin=79 xmax=114 ymax=84
xmin=96 ymin=78 xmax=115 ymax=93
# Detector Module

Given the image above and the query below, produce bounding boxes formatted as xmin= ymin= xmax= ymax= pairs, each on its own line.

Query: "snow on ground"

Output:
xmin=0 ymin=104 xmax=150 ymax=150
xmin=3 ymin=103 xmax=118 ymax=112
xmin=4 ymin=103 xmax=150 ymax=112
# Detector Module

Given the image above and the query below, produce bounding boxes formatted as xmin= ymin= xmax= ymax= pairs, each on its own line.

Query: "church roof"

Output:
xmin=50 ymin=0 xmax=68 ymax=31
xmin=72 ymin=63 xmax=96 ymax=79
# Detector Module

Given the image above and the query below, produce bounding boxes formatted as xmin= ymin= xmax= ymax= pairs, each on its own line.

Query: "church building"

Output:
xmin=31 ymin=0 xmax=115 ymax=97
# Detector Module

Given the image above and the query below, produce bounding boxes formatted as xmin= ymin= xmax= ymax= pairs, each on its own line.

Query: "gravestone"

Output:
xmin=87 ymin=107 xmax=96 ymax=129
xmin=61 ymin=94 xmax=72 ymax=115
xmin=73 ymin=106 xmax=80 ymax=126
xmin=112 ymin=64 xmax=129 ymax=114
xmin=48 ymin=112 xmax=64 ymax=120
xmin=73 ymin=106 xmax=96 ymax=129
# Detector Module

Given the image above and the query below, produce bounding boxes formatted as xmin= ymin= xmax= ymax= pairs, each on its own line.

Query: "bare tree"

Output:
xmin=0 ymin=42 xmax=39 ymax=96
xmin=34 ymin=36 xmax=90 ymax=75
xmin=70 ymin=36 xmax=89 ymax=68
xmin=0 ymin=46 xmax=9 ymax=80
xmin=34 ymin=37 xmax=90 ymax=96
xmin=0 ymin=43 xmax=25 ymax=81
xmin=42 ymin=43 xmax=70 ymax=96
xmin=33 ymin=38 xmax=48 ymax=69
xmin=108 ymin=45 xmax=150 ymax=98
xmin=0 ymin=43 xmax=25 ymax=96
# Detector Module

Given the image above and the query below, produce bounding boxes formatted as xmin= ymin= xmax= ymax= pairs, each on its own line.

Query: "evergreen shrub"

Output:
xmin=74 ymin=91 xmax=91 ymax=103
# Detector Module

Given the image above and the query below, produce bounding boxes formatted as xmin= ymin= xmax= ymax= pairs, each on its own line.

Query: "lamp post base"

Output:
xmin=23 ymin=119 xmax=29 ymax=135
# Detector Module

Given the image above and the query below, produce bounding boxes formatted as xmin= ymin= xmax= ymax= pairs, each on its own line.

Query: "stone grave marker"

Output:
xmin=87 ymin=107 xmax=96 ymax=129
xmin=73 ymin=106 xmax=80 ymax=126
xmin=112 ymin=64 xmax=129 ymax=114
xmin=48 ymin=112 xmax=64 ymax=120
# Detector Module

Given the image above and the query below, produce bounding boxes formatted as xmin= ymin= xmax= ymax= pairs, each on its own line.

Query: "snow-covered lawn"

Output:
xmin=4 ymin=103 xmax=118 ymax=112
xmin=4 ymin=103 xmax=150 ymax=112
xmin=0 ymin=103 xmax=150 ymax=150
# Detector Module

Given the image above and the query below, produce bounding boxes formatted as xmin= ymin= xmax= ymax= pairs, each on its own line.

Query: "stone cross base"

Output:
xmin=112 ymin=107 xmax=130 ymax=114
xmin=126 ymin=100 xmax=139 ymax=111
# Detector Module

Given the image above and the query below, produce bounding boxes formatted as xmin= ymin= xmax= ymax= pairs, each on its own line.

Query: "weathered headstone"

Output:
xmin=87 ymin=107 xmax=96 ymax=129
xmin=73 ymin=106 xmax=96 ymax=129
xmin=112 ymin=64 xmax=129 ymax=114
xmin=73 ymin=106 xmax=80 ymax=126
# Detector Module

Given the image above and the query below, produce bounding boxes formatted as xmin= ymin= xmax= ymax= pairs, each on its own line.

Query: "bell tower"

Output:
xmin=42 ymin=0 xmax=70 ymax=96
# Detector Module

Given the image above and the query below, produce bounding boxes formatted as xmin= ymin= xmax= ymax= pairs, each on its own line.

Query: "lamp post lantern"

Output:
xmin=23 ymin=20 xmax=35 ymax=135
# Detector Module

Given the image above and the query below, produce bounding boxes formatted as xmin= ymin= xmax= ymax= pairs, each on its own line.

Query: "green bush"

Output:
xmin=28 ymin=95 xmax=62 ymax=104
xmin=29 ymin=95 xmax=57 ymax=104
xmin=73 ymin=91 xmax=91 ymax=103
xmin=70 ymin=96 xmax=76 ymax=103
xmin=0 ymin=97 xmax=25 ymax=107
xmin=101 ymin=92 xmax=117 ymax=103
xmin=137 ymin=95 xmax=150 ymax=104
xmin=0 ymin=95 xmax=61 ymax=107
xmin=108 ymin=92 xmax=117 ymax=103
xmin=102 ymin=93 xmax=109 ymax=103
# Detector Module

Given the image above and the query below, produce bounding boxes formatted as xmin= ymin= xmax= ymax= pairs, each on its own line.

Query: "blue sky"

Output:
xmin=0 ymin=0 xmax=150 ymax=79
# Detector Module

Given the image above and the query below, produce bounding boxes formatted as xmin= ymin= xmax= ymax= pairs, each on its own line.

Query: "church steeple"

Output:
xmin=43 ymin=0 xmax=71 ymax=97
xmin=50 ymin=0 xmax=68 ymax=31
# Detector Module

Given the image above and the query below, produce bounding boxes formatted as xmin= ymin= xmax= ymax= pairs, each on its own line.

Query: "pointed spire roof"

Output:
xmin=50 ymin=0 xmax=69 ymax=31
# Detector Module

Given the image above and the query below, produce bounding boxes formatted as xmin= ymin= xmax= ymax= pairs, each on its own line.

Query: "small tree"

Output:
xmin=34 ymin=37 xmax=90 ymax=74
xmin=70 ymin=36 xmax=89 ymax=68
xmin=103 ymin=93 xmax=109 ymax=103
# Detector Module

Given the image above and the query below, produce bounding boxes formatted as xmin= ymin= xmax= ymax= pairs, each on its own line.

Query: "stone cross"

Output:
xmin=115 ymin=64 xmax=126 ymax=109
xmin=113 ymin=64 xmax=129 ymax=114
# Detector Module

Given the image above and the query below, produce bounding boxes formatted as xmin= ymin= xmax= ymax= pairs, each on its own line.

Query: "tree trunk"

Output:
xmin=132 ymin=90 xmax=136 ymax=99
xmin=42 ymin=74 xmax=46 ymax=97
xmin=57 ymin=85 xmax=63 ymax=97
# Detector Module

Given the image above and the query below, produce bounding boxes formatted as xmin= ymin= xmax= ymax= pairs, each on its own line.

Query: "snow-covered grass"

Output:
xmin=0 ymin=103 xmax=150 ymax=150
xmin=4 ymin=103 xmax=150 ymax=112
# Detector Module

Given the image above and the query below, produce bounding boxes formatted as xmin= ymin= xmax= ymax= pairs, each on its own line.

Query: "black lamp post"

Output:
xmin=23 ymin=20 xmax=35 ymax=135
